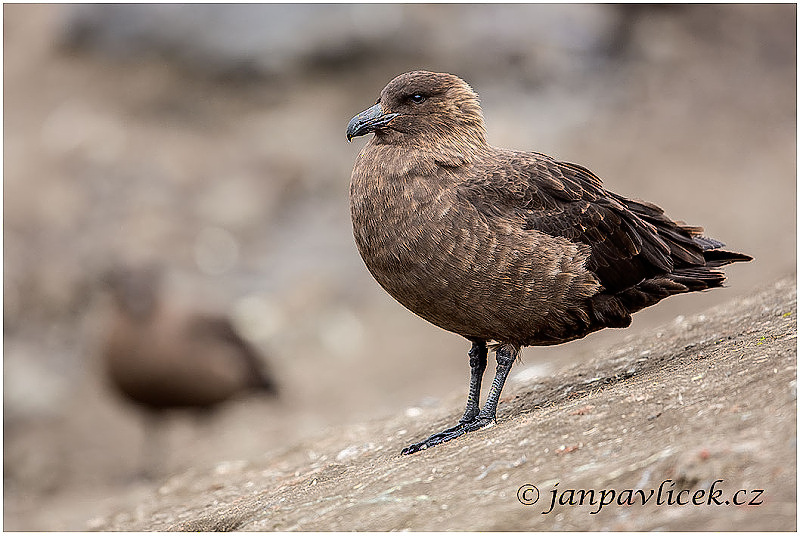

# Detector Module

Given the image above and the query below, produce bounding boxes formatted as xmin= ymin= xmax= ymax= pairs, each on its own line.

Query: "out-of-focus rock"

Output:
xmin=57 ymin=4 xmax=621 ymax=83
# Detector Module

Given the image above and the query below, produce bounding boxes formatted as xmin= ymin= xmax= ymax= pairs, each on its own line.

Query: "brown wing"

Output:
xmin=459 ymin=150 xmax=708 ymax=293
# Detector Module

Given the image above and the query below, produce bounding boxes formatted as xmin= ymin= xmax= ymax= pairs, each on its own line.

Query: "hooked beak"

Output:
xmin=346 ymin=103 xmax=399 ymax=141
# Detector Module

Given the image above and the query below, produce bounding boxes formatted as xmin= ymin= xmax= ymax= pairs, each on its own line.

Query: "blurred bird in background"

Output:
xmin=99 ymin=264 xmax=278 ymax=477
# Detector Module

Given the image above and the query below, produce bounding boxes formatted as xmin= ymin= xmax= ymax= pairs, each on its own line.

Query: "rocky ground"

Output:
xmin=66 ymin=277 xmax=800 ymax=531
xmin=3 ymin=4 xmax=796 ymax=531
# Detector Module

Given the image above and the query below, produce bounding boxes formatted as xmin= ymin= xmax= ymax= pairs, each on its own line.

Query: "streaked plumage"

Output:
xmin=347 ymin=71 xmax=751 ymax=454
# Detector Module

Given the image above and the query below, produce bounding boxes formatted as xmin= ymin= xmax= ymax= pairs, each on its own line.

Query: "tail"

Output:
xmin=592 ymin=195 xmax=752 ymax=322
xmin=192 ymin=316 xmax=280 ymax=397
xmin=618 ymin=237 xmax=751 ymax=316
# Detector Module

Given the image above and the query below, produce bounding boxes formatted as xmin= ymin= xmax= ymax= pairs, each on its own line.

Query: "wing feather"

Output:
xmin=458 ymin=151 xmax=709 ymax=292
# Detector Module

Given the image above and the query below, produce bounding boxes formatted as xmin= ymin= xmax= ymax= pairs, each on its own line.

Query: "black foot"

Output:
xmin=401 ymin=416 xmax=495 ymax=455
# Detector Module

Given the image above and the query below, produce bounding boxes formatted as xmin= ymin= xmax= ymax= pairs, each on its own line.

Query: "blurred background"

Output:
xmin=3 ymin=4 xmax=795 ymax=530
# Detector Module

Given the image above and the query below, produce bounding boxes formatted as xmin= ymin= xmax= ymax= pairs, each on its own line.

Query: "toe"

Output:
xmin=401 ymin=417 xmax=495 ymax=455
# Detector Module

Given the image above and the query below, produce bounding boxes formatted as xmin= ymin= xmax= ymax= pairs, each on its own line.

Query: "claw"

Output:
xmin=401 ymin=417 xmax=495 ymax=455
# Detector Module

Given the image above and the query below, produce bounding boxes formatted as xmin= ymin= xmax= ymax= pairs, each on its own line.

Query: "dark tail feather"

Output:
xmin=593 ymin=244 xmax=751 ymax=322
xmin=668 ymin=267 xmax=724 ymax=291
xmin=690 ymin=231 xmax=752 ymax=266
xmin=702 ymin=248 xmax=753 ymax=267
xmin=593 ymin=193 xmax=752 ymax=328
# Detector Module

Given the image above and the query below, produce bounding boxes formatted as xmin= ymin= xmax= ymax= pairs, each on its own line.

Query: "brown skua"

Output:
xmin=347 ymin=70 xmax=751 ymax=454
xmin=100 ymin=264 xmax=277 ymax=473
